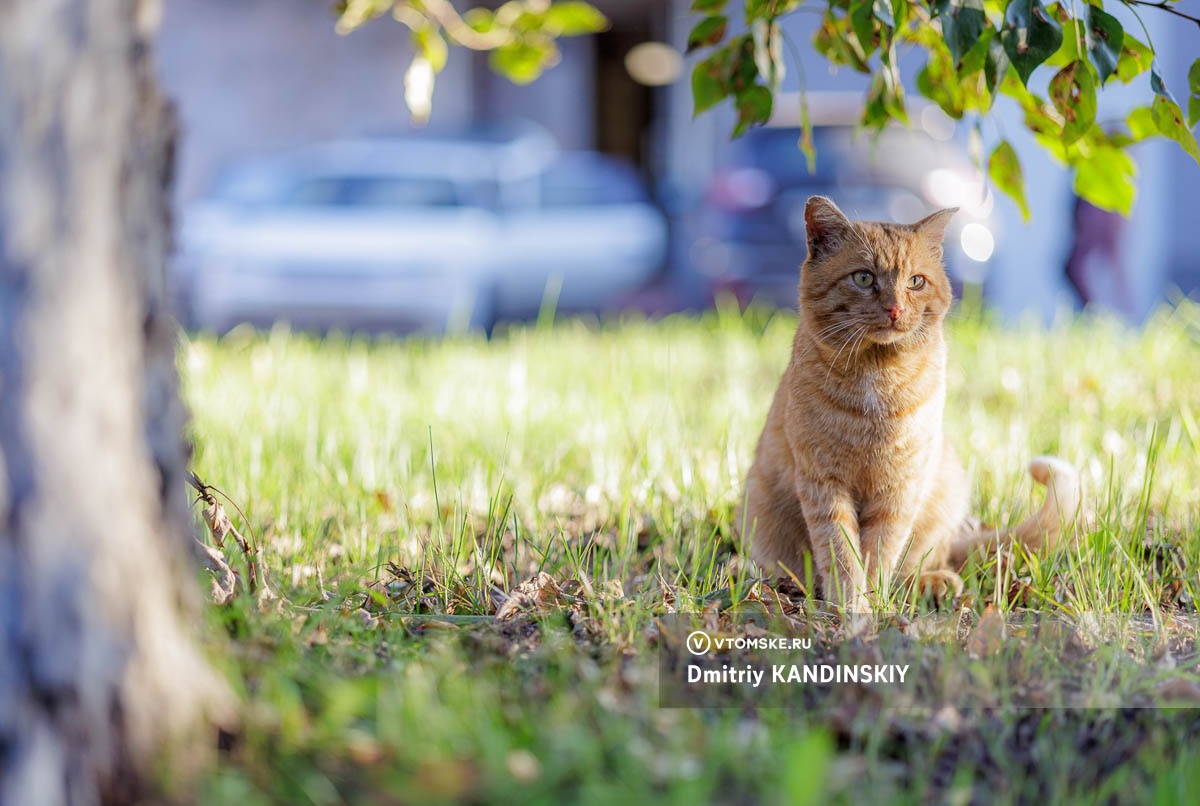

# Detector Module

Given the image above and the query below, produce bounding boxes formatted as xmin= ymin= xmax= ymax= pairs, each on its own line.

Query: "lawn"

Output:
xmin=185 ymin=301 xmax=1200 ymax=805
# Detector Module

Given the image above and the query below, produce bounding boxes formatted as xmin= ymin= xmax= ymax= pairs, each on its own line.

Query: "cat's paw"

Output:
xmin=917 ymin=569 xmax=963 ymax=600
xmin=841 ymin=609 xmax=875 ymax=637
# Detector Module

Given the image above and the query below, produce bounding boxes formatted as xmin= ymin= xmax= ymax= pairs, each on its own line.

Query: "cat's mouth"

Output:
xmin=869 ymin=321 xmax=914 ymax=344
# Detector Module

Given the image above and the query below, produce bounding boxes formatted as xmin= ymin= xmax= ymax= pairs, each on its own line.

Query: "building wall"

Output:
xmin=156 ymin=0 xmax=476 ymax=202
xmin=156 ymin=0 xmax=662 ymax=203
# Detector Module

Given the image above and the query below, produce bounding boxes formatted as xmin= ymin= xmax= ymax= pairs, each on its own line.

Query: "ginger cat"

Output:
xmin=736 ymin=196 xmax=1080 ymax=613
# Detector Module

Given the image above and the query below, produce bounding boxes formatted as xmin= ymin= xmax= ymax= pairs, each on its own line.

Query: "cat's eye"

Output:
xmin=851 ymin=271 xmax=875 ymax=289
xmin=907 ymin=275 xmax=927 ymax=290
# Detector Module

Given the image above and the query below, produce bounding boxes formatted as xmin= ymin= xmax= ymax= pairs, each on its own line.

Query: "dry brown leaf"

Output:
xmin=967 ymin=605 xmax=1006 ymax=659
xmin=190 ymin=471 xmax=278 ymax=606
xmin=305 ymin=623 xmax=329 ymax=647
xmin=495 ymin=572 xmax=563 ymax=621
xmin=414 ymin=619 xmax=459 ymax=631
xmin=1156 ymin=678 xmax=1200 ymax=702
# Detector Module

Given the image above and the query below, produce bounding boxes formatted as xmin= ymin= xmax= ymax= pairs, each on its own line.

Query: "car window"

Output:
xmin=284 ymin=175 xmax=462 ymax=208
xmin=539 ymin=159 xmax=648 ymax=207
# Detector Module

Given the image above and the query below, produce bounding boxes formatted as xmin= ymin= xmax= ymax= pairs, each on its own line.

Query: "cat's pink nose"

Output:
xmin=886 ymin=304 xmax=904 ymax=322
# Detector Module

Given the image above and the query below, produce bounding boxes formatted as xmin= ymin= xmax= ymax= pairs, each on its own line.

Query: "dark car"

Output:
xmin=692 ymin=92 xmax=999 ymax=308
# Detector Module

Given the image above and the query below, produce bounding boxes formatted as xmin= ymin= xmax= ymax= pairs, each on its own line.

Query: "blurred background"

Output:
xmin=157 ymin=0 xmax=1200 ymax=335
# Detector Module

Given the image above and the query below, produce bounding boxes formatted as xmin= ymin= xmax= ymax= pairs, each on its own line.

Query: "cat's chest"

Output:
xmin=850 ymin=369 xmax=942 ymax=422
xmin=858 ymin=371 xmax=886 ymax=416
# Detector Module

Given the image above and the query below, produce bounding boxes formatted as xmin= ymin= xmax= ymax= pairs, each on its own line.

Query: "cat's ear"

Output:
xmin=912 ymin=207 xmax=958 ymax=243
xmin=804 ymin=196 xmax=853 ymax=262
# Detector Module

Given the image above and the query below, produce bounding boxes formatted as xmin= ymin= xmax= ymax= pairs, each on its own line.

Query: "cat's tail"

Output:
xmin=949 ymin=456 xmax=1082 ymax=567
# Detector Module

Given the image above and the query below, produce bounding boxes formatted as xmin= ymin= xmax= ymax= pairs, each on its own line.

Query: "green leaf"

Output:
xmin=1046 ymin=11 xmax=1082 ymax=68
xmin=1073 ymin=145 xmax=1135 ymax=216
xmin=799 ymin=93 xmax=816 ymax=173
xmin=959 ymin=23 xmax=989 ymax=75
xmin=691 ymin=48 xmax=731 ymax=116
xmin=489 ymin=41 xmax=553 ymax=84
xmin=751 ymin=19 xmax=785 ymax=92
xmin=918 ymin=39 xmax=965 ymax=118
xmin=864 ymin=63 xmax=906 ymax=129
xmin=1114 ymin=34 xmax=1152 ymax=83
xmin=1151 ymin=63 xmax=1175 ymax=103
xmin=733 ymin=85 xmax=773 ymax=137
xmin=988 ymin=139 xmax=1029 ymax=219
xmin=1190 ymin=57 xmax=1200 ymax=126
xmin=1152 ymin=94 xmax=1200 ymax=165
xmin=687 ymin=15 xmax=727 ymax=54
xmin=543 ymin=2 xmax=608 ymax=36
xmin=413 ymin=26 xmax=448 ymax=73
xmin=813 ymin=15 xmax=870 ymax=74
xmin=1048 ymin=61 xmax=1096 ymax=145
xmin=1001 ymin=77 xmax=1064 ymax=141
xmin=729 ymin=35 xmax=760 ymax=92
xmin=985 ymin=29 xmax=1011 ymax=97
xmin=873 ymin=0 xmax=894 ymax=29
xmin=1085 ymin=6 xmax=1123 ymax=85
xmin=1001 ymin=0 xmax=1063 ymax=86
xmin=933 ymin=0 xmax=988 ymax=66
xmin=1126 ymin=106 xmax=1157 ymax=141
xmin=335 ymin=0 xmax=392 ymax=34
xmin=850 ymin=0 xmax=879 ymax=60
xmin=745 ymin=0 xmax=780 ymax=19
xmin=690 ymin=0 xmax=728 ymax=11
xmin=462 ymin=8 xmax=496 ymax=34
xmin=746 ymin=0 xmax=803 ymax=19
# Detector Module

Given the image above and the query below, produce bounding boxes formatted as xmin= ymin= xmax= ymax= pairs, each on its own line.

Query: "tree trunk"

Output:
xmin=0 ymin=1 xmax=224 ymax=803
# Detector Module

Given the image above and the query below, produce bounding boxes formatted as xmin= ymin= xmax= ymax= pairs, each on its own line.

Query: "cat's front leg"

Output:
xmin=795 ymin=482 xmax=867 ymax=613
xmin=858 ymin=495 xmax=923 ymax=605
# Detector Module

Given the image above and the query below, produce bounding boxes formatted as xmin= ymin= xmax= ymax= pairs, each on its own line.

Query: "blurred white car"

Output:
xmin=176 ymin=132 xmax=667 ymax=334
xmin=492 ymin=151 xmax=670 ymax=319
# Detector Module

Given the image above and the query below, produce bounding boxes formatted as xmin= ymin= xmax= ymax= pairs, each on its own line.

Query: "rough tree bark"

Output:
xmin=0 ymin=1 xmax=225 ymax=803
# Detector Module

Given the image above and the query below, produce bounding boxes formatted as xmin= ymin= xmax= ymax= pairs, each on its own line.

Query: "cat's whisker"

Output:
xmin=844 ymin=326 xmax=870 ymax=373
xmin=824 ymin=324 xmax=868 ymax=384
xmin=794 ymin=319 xmax=863 ymax=364
xmin=828 ymin=324 xmax=864 ymax=366
xmin=822 ymin=333 xmax=852 ymax=385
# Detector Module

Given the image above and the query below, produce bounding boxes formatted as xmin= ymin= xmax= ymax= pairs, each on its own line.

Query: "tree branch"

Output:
xmin=1122 ymin=0 xmax=1200 ymax=30
xmin=419 ymin=0 xmax=513 ymax=50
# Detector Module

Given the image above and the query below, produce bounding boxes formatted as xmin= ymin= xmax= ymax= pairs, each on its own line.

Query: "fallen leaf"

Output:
xmin=495 ymin=572 xmax=564 ymax=621
xmin=967 ymin=605 xmax=1006 ymax=659
xmin=1156 ymin=678 xmax=1200 ymax=702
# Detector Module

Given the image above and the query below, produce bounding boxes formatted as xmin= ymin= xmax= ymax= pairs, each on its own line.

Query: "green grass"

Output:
xmin=185 ymin=302 xmax=1200 ymax=805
